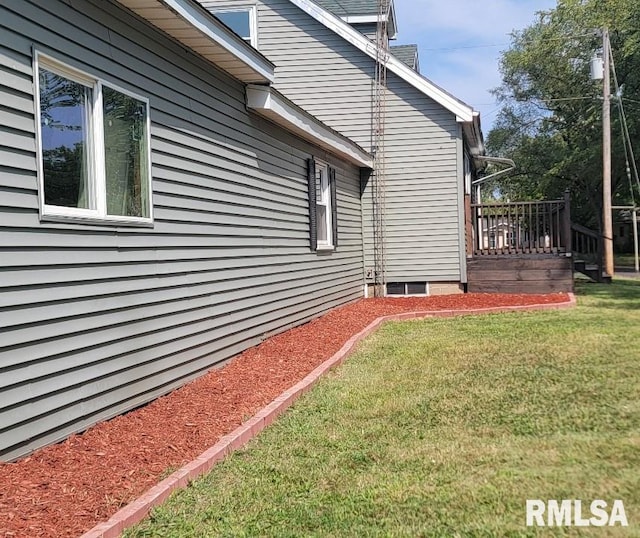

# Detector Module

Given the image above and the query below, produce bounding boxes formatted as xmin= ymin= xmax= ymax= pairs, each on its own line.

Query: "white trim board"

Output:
xmin=115 ymin=0 xmax=274 ymax=83
xmin=246 ymin=85 xmax=373 ymax=168
xmin=340 ymin=12 xmax=397 ymax=39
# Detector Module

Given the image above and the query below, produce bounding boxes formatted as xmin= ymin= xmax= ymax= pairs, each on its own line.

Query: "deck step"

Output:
xmin=573 ymin=260 xmax=611 ymax=283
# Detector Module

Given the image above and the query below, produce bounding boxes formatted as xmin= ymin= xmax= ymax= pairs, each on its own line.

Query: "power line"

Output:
xmin=421 ymin=33 xmax=596 ymax=53
xmin=421 ymin=42 xmax=510 ymax=52
xmin=541 ymin=95 xmax=601 ymax=102
xmin=609 ymin=45 xmax=640 ymax=200
xmin=473 ymin=96 xmax=597 ymax=107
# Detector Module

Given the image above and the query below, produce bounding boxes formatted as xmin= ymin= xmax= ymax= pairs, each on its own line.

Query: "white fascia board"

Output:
xmin=388 ymin=1 xmax=398 ymax=39
xmin=340 ymin=15 xmax=396 ymax=39
xmin=462 ymin=112 xmax=486 ymax=172
xmin=161 ymin=0 xmax=274 ymax=81
xmin=246 ymin=85 xmax=373 ymax=168
xmin=341 ymin=14 xmax=381 ymax=23
xmin=340 ymin=4 xmax=397 ymax=38
xmin=120 ymin=0 xmax=274 ymax=83
xmin=288 ymin=0 xmax=474 ymax=122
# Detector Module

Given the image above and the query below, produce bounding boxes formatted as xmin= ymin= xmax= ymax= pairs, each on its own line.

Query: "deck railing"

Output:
xmin=468 ymin=192 xmax=571 ymax=256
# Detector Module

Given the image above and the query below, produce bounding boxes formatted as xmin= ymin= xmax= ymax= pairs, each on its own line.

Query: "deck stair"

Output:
xmin=571 ymin=223 xmax=611 ymax=283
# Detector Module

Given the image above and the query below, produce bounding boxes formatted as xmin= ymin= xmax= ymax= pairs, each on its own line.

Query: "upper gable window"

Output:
xmin=212 ymin=7 xmax=257 ymax=48
xmin=35 ymin=53 xmax=152 ymax=224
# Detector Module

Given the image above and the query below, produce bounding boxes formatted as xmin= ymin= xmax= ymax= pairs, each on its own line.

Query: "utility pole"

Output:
xmin=602 ymin=28 xmax=614 ymax=277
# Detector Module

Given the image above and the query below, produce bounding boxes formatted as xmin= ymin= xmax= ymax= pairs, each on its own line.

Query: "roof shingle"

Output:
xmin=390 ymin=44 xmax=418 ymax=70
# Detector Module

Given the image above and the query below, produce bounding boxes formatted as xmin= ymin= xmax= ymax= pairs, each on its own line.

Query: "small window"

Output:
xmin=307 ymin=158 xmax=337 ymax=251
xmin=211 ymin=7 xmax=257 ymax=48
xmin=386 ymin=282 xmax=404 ymax=295
xmin=406 ymin=282 xmax=427 ymax=295
xmin=387 ymin=282 xmax=427 ymax=296
xmin=36 ymin=53 xmax=152 ymax=224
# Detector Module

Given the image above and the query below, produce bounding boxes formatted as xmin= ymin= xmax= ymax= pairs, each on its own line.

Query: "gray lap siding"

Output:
xmin=238 ymin=0 xmax=463 ymax=283
xmin=0 ymin=0 xmax=364 ymax=460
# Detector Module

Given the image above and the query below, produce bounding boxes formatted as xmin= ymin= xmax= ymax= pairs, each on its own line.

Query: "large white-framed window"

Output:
xmin=34 ymin=52 xmax=152 ymax=225
xmin=306 ymin=157 xmax=337 ymax=251
xmin=210 ymin=5 xmax=258 ymax=48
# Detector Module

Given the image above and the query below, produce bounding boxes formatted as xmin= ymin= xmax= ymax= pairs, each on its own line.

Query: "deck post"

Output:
xmin=464 ymin=193 xmax=473 ymax=257
xmin=563 ymin=189 xmax=572 ymax=254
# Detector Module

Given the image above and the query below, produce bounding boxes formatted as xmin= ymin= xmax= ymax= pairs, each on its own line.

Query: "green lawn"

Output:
xmin=125 ymin=279 xmax=640 ymax=537
xmin=615 ymin=254 xmax=639 ymax=269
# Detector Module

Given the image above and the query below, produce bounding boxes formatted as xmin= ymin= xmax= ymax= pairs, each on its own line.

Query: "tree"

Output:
xmin=487 ymin=0 xmax=640 ymax=229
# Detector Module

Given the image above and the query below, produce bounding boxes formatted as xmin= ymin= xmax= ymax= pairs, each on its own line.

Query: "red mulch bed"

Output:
xmin=0 ymin=293 xmax=568 ymax=537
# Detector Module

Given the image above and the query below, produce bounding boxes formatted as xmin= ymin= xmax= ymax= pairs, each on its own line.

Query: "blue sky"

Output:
xmin=393 ymin=0 xmax=557 ymax=134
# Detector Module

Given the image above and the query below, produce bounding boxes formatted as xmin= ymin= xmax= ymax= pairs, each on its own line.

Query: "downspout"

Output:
xmin=456 ymin=126 xmax=468 ymax=285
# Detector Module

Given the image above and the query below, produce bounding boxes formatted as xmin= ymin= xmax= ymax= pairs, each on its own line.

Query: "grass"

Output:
xmin=124 ymin=279 xmax=640 ymax=537
xmin=615 ymin=254 xmax=639 ymax=269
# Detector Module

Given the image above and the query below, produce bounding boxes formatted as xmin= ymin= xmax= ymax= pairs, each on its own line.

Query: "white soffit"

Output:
xmin=115 ymin=0 xmax=274 ymax=84
xmin=246 ymin=85 xmax=373 ymax=168
xmin=288 ymin=0 xmax=475 ymax=122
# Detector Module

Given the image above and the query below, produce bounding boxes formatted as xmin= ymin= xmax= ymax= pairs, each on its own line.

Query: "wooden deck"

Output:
xmin=465 ymin=193 xmax=580 ymax=293
xmin=467 ymin=255 xmax=574 ymax=294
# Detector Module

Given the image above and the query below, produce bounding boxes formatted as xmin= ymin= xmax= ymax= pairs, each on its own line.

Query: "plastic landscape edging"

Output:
xmin=80 ymin=293 xmax=576 ymax=538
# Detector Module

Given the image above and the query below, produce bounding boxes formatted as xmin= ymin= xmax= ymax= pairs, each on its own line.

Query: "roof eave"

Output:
xmin=462 ymin=112 xmax=486 ymax=167
xmin=246 ymin=85 xmax=373 ymax=168
xmin=115 ymin=0 xmax=274 ymax=84
xmin=388 ymin=0 xmax=397 ymax=39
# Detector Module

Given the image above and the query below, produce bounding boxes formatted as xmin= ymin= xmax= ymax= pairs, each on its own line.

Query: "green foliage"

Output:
xmin=488 ymin=0 xmax=640 ymax=228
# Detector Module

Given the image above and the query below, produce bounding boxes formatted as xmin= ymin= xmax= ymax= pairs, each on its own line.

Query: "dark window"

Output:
xmin=387 ymin=282 xmax=427 ymax=295
xmin=39 ymin=69 xmax=92 ymax=209
xmin=386 ymin=282 xmax=404 ymax=295
xmin=406 ymin=282 xmax=427 ymax=295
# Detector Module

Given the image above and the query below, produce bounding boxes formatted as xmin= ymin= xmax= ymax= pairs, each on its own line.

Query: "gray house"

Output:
xmin=202 ymin=0 xmax=485 ymax=296
xmin=0 ymin=0 xmax=375 ymax=460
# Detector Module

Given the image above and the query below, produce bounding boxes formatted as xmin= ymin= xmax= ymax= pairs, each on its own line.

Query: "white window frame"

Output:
xmin=34 ymin=51 xmax=153 ymax=225
xmin=315 ymin=159 xmax=333 ymax=249
xmin=209 ymin=5 xmax=258 ymax=48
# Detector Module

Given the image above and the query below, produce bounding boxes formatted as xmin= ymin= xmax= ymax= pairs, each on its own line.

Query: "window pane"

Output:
xmin=316 ymin=168 xmax=324 ymax=202
xmin=386 ymin=282 xmax=405 ymax=295
xmin=214 ymin=11 xmax=251 ymax=39
xmin=39 ymin=69 xmax=92 ymax=209
xmin=317 ymin=204 xmax=328 ymax=242
xmin=103 ymin=86 xmax=149 ymax=218
xmin=406 ymin=282 xmax=427 ymax=295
